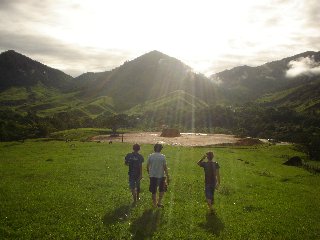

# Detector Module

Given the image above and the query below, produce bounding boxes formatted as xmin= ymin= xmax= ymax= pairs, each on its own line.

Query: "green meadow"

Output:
xmin=1 ymin=140 xmax=320 ymax=239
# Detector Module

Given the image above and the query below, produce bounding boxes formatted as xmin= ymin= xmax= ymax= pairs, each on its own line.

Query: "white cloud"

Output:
xmin=286 ymin=56 xmax=320 ymax=78
xmin=0 ymin=30 xmax=136 ymax=77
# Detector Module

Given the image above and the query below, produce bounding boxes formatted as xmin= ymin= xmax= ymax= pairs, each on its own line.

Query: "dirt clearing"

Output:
xmin=91 ymin=132 xmax=240 ymax=147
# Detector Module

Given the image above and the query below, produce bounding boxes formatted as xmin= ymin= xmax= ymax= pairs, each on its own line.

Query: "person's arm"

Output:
xmin=139 ymin=156 xmax=144 ymax=180
xmin=164 ymin=163 xmax=170 ymax=185
xmin=146 ymin=157 xmax=150 ymax=175
xmin=139 ymin=164 xmax=143 ymax=180
xmin=216 ymin=168 xmax=220 ymax=189
xmin=125 ymin=155 xmax=129 ymax=166
xmin=197 ymin=154 xmax=207 ymax=166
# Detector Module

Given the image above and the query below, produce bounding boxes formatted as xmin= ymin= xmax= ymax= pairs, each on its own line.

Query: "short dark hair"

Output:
xmin=154 ymin=143 xmax=163 ymax=152
xmin=206 ymin=152 xmax=214 ymax=160
xmin=133 ymin=144 xmax=140 ymax=151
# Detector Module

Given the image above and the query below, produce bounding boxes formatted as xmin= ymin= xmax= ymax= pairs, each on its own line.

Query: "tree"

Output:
xmin=104 ymin=114 xmax=129 ymax=134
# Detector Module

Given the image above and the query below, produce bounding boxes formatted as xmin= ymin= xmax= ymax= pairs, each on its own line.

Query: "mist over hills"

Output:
xmin=211 ymin=51 xmax=320 ymax=110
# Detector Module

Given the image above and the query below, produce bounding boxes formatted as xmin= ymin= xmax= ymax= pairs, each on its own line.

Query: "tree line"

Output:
xmin=1 ymin=104 xmax=319 ymax=160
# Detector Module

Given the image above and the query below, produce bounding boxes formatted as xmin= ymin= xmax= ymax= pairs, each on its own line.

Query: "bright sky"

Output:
xmin=0 ymin=0 xmax=319 ymax=76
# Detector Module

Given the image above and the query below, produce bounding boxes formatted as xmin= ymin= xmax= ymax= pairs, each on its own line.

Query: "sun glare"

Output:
xmin=31 ymin=0 xmax=309 ymax=75
xmin=42 ymin=1 xmax=255 ymax=52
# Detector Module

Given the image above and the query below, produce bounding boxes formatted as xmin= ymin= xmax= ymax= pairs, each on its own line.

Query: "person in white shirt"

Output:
xmin=146 ymin=143 xmax=170 ymax=208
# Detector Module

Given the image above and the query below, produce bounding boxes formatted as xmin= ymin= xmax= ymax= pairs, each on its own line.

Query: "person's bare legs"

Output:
xmin=207 ymin=198 xmax=216 ymax=213
xmin=131 ymin=188 xmax=137 ymax=204
xmin=136 ymin=181 xmax=140 ymax=201
xmin=206 ymin=199 xmax=212 ymax=209
xmin=152 ymin=193 xmax=157 ymax=207
xmin=206 ymin=199 xmax=213 ymax=210
xmin=157 ymin=192 xmax=164 ymax=207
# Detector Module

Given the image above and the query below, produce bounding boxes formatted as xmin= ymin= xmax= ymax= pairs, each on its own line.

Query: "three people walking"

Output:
xmin=125 ymin=144 xmax=220 ymax=213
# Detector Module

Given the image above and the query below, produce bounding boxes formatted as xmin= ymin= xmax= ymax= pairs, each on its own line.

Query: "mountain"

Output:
xmin=1 ymin=49 xmax=320 ymax=143
xmin=74 ymin=71 xmax=111 ymax=90
xmin=0 ymin=50 xmax=84 ymax=118
xmin=0 ymin=50 xmax=220 ymax=118
xmin=0 ymin=50 xmax=73 ymax=91
xmin=1 ymin=49 xmax=320 ymax=120
xmin=77 ymin=50 xmax=219 ymax=110
xmin=211 ymin=51 xmax=320 ymax=106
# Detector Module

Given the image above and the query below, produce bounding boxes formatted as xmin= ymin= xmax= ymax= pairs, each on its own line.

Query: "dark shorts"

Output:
xmin=129 ymin=177 xmax=141 ymax=191
xmin=205 ymin=184 xmax=215 ymax=201
xmin=149 ymin=177 xmax=167 ymax=194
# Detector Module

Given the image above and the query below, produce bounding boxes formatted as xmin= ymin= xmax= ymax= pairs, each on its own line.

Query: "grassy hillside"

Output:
xmin=0 ymin=83 xmax=116 ymax=118
xmin=81 ymin=96 xmax=115 ymax=118
xmin=126 ymin=90 xmax=209 ymax=115
xmin=0 ymin=86 xmax=29 ymax=102
xmin=1 ymin=141 xmax=319 ymax=239
xmin=258 ymin=77 xmax=320 ymax=112
xmin=0 ymin=83 xmax=78 ymax=113
xmin=125 ymin=90 xmax=211 ymax=129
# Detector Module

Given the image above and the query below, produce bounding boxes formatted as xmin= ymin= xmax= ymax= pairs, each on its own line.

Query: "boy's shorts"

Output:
xmin=204 ymin=184 xmax=215 ymax=201
xmin=149 ymin=177 xmax=167 ymax=194
xmin=129 ymin=178 xmax=141 ymax=192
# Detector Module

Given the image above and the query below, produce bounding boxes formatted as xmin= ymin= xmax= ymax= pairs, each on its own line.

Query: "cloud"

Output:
xmin=0 ymin=30 xmax=135 ymax=77
xmin=303 ymin=0 xmax=320 ymax=27
xmin=286 ymin=56 xmax=320 ymax=78
xmin=0 ymin=0 xmax=319 ymax=77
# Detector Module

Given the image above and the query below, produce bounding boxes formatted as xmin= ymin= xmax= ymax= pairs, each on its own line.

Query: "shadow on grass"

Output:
xmin=102 ymin=205 xmax=131 ymax=226
xmin=129 ymin=209 xmax=163 ymax=240
xmin=199 ymin=213 xmax=224 ymax=236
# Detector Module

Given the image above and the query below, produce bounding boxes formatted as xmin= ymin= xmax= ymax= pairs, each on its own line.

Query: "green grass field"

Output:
xmin=1 ymin=140 xmax=320 ymax=239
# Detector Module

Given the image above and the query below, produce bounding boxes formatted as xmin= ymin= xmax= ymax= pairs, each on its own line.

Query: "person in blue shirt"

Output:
xmin=125 ymin=144 xmax=144 ymax=205
xmin=197 ymin=151 xmax=220 ymax=213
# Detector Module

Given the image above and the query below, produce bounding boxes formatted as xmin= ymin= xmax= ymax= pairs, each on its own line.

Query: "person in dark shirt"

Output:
xmin=125 ymin=144 xmax=144 ymax=205
xmin=197 ymin=151 xmax=220 ymax=213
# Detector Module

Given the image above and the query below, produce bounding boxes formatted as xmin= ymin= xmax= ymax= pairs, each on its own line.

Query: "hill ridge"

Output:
xmin=0 ymin=49 xmax=73 ymax=91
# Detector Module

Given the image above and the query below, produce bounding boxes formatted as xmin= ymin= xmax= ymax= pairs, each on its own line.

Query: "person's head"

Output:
xmin=133 ymin=143 xmax=140 ymax=152
xmin=154 ymin=143 xmax=163 ymax=152
xmin=206 ymin=151 xmax=214 ymax=161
